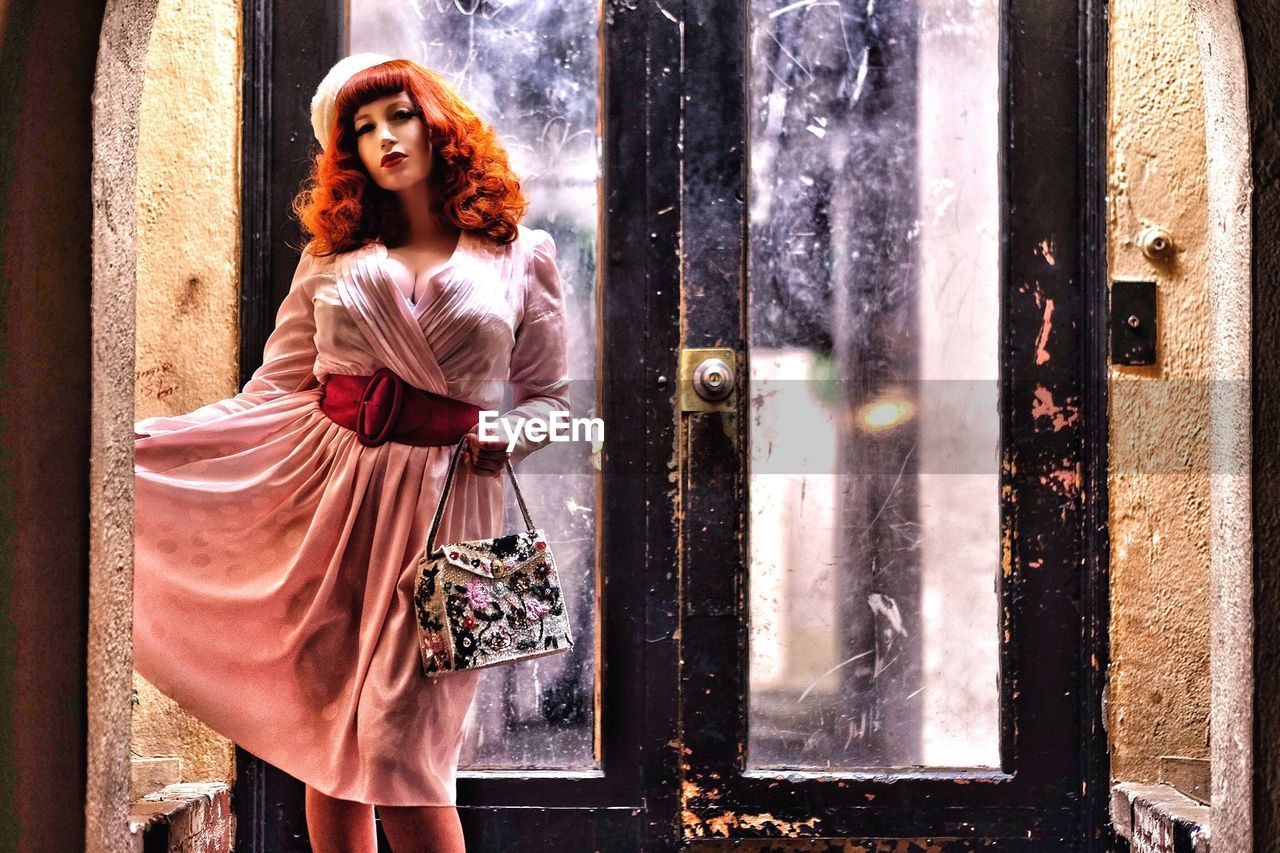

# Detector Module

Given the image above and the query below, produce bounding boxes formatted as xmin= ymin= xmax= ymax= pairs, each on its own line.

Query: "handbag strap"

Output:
xmin=426 ymin=434 xmax=537 ymax=555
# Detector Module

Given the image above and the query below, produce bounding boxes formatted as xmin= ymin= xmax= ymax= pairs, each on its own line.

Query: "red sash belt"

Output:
xmin=319 ymin=368 xmax=481 ymax=447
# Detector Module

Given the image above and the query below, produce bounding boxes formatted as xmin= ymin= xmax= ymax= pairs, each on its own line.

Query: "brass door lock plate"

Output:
xmin=679 ymin=348 xmax=737 ymax=413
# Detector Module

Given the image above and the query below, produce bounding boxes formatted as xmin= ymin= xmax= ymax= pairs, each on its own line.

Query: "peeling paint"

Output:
xmin=684 ymin=806 xmax=824 ymax=838
xmin=1042 ymin=464 xmax=1081 ymax=500
xmin=1033 ymin=296 xmax=1055 ymax=365
xmin=1036 ymin=238 xmax=1058 ymax=266
xmin=683 ymin=836 xmax=1006 ymax=851
xmin=1030 ymin=386 xmax=1080 ymax=432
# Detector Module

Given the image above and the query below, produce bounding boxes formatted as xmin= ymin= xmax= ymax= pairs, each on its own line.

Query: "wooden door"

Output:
xmin=236 ymin=0 xmax=1109 ymax=848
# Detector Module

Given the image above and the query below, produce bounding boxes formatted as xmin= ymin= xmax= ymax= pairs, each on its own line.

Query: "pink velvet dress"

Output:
xmin=132 ymin=224 xmax=570 ymax=806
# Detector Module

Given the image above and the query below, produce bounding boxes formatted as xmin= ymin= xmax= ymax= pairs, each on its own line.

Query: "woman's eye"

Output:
xmin=394 ymin=109 xmax=414 ymax=120
xmin=355 ymin=124 xmax=372 ymax=136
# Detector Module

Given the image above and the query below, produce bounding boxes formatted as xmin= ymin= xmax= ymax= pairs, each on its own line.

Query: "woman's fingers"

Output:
xmin=465 ymin=432 xmax=509 ymax=477
xmin=472 ymin=454 xmax=507 ymax=476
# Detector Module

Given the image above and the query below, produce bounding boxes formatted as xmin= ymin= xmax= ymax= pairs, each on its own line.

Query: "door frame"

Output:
xmin=237 ymin=0 xmax=1111 ymax=849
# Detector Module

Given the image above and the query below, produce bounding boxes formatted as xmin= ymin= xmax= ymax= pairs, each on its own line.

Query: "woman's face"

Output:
xmin=352 ymin=91 xmax=433 ymax=194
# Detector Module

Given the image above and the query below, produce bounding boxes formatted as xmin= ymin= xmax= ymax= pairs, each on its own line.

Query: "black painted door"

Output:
xmin=675 ymin=0 xmax=1111 ymax=848
xmin=238 ymin=2 xmax=658 ymax=849
xmin=237 ymin=0 xmax=1109 ymax=849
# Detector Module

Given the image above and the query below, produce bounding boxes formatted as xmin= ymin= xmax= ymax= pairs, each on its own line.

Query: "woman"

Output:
xmin=132 ymin=54 xmax=570 ymax=852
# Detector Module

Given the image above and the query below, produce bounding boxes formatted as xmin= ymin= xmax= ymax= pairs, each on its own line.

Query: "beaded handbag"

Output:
xmin=413 ymin=434 xmax=575 ymax=677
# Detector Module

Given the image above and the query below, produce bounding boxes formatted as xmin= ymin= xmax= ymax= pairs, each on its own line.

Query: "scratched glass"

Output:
xmin=349 ymin=2 xmax=600 ymax=770
xmin=746 ymin=0 xmax=1001 ymax=768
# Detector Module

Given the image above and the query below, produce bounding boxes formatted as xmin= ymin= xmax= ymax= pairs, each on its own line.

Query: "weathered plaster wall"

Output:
xmin=130 ymin=0 xmax=241 ymax=788
xmin=90 ymin=0 xmax=159 ymax=846
xmin=1186 ymin=0 xmax=1252 ymax=846
xmin=1107 ymin=0 xmax=1212 ymax=782
xmin=1232 ymin=0 xmax=1280 ymax=843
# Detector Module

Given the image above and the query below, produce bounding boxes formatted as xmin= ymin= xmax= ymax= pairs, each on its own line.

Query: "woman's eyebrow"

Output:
xmin=353 ymin=100 xmax=412 ymax=124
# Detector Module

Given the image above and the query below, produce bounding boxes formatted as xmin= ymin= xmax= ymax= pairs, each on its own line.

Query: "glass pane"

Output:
xmin=349 ymin=1 xmax=600 ymax=770
xmin=746 ymin=0 xmax=1000 ymax=769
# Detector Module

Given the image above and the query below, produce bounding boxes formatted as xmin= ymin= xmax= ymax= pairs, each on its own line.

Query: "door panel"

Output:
xmin=744 ymin=0 xmax=1001 ymax=772
xmin=678 ymin=0 xmax=1108 ymax=845
xmin=241 ymin=0 xmax=674 ymax=848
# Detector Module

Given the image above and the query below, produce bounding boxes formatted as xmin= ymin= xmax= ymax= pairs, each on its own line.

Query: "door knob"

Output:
xmin=692 ymin=357 xmax=735 ymax=402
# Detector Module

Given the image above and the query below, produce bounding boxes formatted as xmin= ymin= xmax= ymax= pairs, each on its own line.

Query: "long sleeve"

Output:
xmin=494 ymin=230 xmax=572 ymax=463
xmin=134 ymin=250 xmax=323 ymax=438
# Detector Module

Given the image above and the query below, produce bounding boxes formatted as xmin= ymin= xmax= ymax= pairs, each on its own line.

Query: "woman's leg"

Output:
xmin=304 ymin=784 xmax=378 ymax=853
xmin=375 ymin=804 xmax=467 ymax=853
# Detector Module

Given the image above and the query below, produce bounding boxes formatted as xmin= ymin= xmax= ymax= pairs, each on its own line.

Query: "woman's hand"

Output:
xmin=464 ymin=426 xmax=510 ymax=478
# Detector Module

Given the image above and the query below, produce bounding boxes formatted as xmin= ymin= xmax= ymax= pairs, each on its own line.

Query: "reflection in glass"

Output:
xmin=350 ymin=1 xmax=600 ymax=770
xmin=746 ymin=0 xmax=1000 ymax=769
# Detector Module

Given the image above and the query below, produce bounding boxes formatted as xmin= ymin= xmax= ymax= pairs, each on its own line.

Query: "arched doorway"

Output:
xmin=64 ymin=0 xmax=1270 ymax=850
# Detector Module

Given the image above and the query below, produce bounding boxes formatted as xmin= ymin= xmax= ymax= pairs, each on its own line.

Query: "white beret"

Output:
xmin=310 ymin=53 xmax=395 ymax=150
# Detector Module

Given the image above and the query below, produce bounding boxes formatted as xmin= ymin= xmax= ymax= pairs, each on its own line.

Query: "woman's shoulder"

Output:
xmin=298 ymin=242 xmax=368 ymax=277
xmin=514 ymin=223 xmax=554 ymax=250
xmin=509 ymin=225 xmax=556 ymax=272
xmin=471 ymin=223 xmax=550 ymax=247
xmin=464 ymin=225 xmax=553 ymax=273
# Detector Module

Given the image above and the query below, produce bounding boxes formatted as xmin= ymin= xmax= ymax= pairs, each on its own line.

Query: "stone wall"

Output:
xmin=1106 ymin=0 xmax=1213 ymax=783
xmin=130 ymin=0 xmax=242 ymax=791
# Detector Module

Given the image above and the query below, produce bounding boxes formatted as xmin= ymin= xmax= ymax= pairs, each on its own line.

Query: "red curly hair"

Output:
xmin=292 ymin=59 xmax=527 ymax=255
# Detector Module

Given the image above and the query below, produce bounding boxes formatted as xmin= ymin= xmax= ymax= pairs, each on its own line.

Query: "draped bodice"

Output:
xmin=312 ymin=230 xmax=530 ymax=409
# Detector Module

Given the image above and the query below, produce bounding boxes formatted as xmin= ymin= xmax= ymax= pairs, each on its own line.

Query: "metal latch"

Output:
xmin=679 ymin=348 xmax=736 ymax=413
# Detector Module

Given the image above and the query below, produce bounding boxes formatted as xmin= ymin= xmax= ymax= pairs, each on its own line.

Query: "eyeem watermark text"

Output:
xmin=478 ymin=410 xmax=604 ymax=453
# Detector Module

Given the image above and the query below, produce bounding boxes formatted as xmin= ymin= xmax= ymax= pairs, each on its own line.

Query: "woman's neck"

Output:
xmin=394 ymin=184 xmax=454 ymax=247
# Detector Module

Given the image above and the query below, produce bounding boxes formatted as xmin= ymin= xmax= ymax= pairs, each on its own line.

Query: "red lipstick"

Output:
xmin=381 ymin=152 xmax=407 ymax=167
